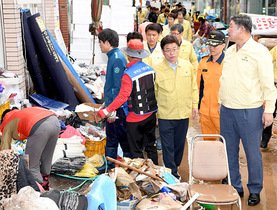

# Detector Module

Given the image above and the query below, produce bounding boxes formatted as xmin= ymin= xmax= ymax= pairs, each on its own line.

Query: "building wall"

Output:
xmin=59 ymin=0 xmax=69 ymax=50
xmin=45 ymin=0 xmax=57 ymax=39
xmin=1 ymin=0 xmax=58 ymax=98
xmin=2 ymin=0 xmax=26 ymax=96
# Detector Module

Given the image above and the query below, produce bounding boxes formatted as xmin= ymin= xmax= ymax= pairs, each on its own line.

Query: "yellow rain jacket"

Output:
xmin=142 ymin=41 xmax=164 ymax=67
xmin=154 ymin=58 xmax=198 ymax=119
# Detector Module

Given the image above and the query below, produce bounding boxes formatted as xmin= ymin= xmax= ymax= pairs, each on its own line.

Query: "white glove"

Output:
xmin=107 ymin=111 xmax=117 ymax=123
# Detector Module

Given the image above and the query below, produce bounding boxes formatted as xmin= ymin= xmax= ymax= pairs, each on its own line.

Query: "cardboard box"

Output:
xmin=76 ymin=103 xmax=103 ymax=123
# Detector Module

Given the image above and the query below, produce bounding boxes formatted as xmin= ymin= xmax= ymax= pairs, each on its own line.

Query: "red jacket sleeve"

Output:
xmin=106 ymin=74 xmax=132 ymax=112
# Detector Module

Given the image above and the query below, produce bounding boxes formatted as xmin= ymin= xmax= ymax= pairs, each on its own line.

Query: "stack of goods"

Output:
xmin=73 ymin=63 xmax=106 ymax=103
xmin=51 ymin=136 xmax=86 ymax=165
xmin=78 ymin=123 xmax=106 ymax=158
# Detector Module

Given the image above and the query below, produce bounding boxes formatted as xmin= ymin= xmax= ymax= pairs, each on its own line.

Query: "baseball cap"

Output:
xmin=206 ymin=30 xmax=225 ymax=47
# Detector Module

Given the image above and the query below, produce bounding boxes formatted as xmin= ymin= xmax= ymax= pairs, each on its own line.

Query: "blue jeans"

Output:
xmin=159 ymin=118 xmax=189 ymax=179
xmin=220 ymin=105 xmax=263 ymax=194
xmin=105 ymin=108 xmax=130 ymax=153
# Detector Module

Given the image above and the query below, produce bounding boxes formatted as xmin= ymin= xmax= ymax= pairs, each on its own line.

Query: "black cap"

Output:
xmin=206 ymin=30 xmax=225 ymax=47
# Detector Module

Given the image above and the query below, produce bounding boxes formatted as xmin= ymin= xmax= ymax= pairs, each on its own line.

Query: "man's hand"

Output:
xmin=192 ymin=108 xmax=198 ymax=119
xmin=262 ymin=113 xmax=273 ymax=128
xmin=107 ymin=111 xmax=117 ymax=123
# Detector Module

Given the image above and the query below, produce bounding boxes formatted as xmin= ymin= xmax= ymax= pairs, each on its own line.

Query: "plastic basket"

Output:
xmin=0 ymin=100 xmax=10 ymax=118
xmin=84 ymin=137 xmax=106 ymax=158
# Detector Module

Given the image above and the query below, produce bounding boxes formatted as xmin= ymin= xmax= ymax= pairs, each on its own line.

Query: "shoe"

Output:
xmin=248 ymin=193 xmax=260 ymax=206
xmin=238 ymin=191 xmax=244 ymax=198
xmin=222 ymin=177 xmax=228 ymax=184
xmin=260 ymin=139 xmax=268 ymax=148
xmin=41 ymin=174 xmax=49 ymax=191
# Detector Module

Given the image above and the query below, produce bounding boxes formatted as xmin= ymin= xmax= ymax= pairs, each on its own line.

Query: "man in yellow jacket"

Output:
xmin=197 ymin=30 xmax=226 ymax=139
xmin=175 ymin=10 xmax=192 ymax=42
xmin=142 ymin=23 xmax=164 ymax=67
xmin=157 ymin=8 xmax=169 ymax=24
xmin=161 ymin=13 xmax=176 ymax=39
xmin=170 ymin=24 xmax=198 ymax=77
xmin=154 ymin=35 xmax=198 ymax=180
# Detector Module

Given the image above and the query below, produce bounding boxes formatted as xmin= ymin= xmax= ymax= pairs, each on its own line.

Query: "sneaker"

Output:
xmin=40 ymin=180 xmax=49 ymax=191
xmin=41 ymin=174 xmax=49 ymax=191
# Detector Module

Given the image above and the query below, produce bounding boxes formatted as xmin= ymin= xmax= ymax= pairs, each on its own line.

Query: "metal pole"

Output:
xmin=92 ymin=34 xmax=95 ymax=64
xmin=170 ymin=0 xmax=173 ymax=7
xmin=136 ymin=7 xmax=138 ymax=32
xmin=265 ymin=0 xmax=268 ymax=15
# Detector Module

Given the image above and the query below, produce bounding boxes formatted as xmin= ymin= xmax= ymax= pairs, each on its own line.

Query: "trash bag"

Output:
xmin=65 ymin=113 xmax=83 ymax=128
xmin=2 ymin=186 xmax=59 ymax=210
xmin=51 ymin=156 xmax=86 ymax=175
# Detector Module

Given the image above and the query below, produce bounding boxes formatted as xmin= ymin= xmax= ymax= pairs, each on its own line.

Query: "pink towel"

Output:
xmin=59 ymin=125 xmax=86 ymax=144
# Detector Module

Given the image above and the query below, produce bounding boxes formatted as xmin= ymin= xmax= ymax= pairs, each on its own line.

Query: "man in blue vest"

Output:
xmin=97 ymin=39 xmax=158 ymax=164
xmin=97 ymin=28 xmax=131 ymax=171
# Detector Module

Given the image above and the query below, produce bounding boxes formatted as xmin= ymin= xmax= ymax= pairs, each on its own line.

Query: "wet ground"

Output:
xmin=49 ymin=116 xmax=277 ymax=209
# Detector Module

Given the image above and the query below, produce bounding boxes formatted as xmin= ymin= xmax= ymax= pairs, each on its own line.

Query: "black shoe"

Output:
xmin=238 ymin=191 xmax=244 ymax=198
xmin=248 ymin=193 xmax=260 ymax=206
xmin=222 ymin=177 xmax=228 ymax=184
xmin=260 ymin=139 xmax=268 ymax=148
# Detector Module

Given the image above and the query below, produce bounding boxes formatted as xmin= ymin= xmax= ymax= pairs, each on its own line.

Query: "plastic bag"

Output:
xmin=2 ymin=186 xmax=59 ymax=210
xmin=74 ymin=162 xmax=98 ymax=177
xmin=87 ymin=154 xmax=104 ymax=167
xmin=51 ymin=156 xmax=86 ymax=175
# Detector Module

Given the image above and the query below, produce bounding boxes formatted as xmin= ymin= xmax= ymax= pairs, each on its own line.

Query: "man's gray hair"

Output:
xmin=171 ymin=24 xmax=184 ymax=33
xmin=231 ymin=14 xmax=252 ymax=33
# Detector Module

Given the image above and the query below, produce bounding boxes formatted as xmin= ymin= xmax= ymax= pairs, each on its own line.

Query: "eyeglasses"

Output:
xmin=163 ymin=48 xmax=179 ymax=53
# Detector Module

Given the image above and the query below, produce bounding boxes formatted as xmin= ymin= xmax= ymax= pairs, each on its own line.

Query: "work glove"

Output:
xmin=107 ymin=111 xmax=117 ymax=123
xmin=97 ymin=108 xmax=117 ymax=123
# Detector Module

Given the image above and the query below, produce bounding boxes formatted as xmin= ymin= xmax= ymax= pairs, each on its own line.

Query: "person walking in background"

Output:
xmin=175 ymin=9 xmax=192 ymax=42
xmin=261 ymin=45 xmax=277 ymax=148
xmin=219 ymin=14 xmax=277 ymax=206
xmin=157 ymin=8 xmax=169 ymax=24
xmin=143 ymin=23 xmax=164 ymax=67
xmin=197 ymin=30 xmax=225 ymax=140
xmin=0 ymin=107 xmax=60 ymax=190
xmin=154 ymin=35 xmax=198 ymax=180
xmin=190 ymin=2 xmax=196 ymax=20
xmin=170 ymin=24 xmax=198 ymax=77
xmin=97 ymin=28 xmax=132 ymax=171
xmin=161 ymin=13 xmax=177 ymax=38
xmin=98 ymin=39 xmax=158 ymax=164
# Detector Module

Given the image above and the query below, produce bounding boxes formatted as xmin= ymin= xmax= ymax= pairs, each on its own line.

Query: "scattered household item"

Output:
xmin=106 ymin=156 xmax=165 ymax=183
xmin=135 ymin=193 xmax=183 ymax=210
xmin=188 ymin=134 xmax=242 ymax=209
xmin=29 ymin=94 xmax=69 ymax=110
xmin=27 ymin=13 xmax=79 ymax=106
xmin=86 ymin=174 xmax=117 ymax=210
xmin=75 ymin=102 xmax=104 ymax=124
xmin=2 ymin=186 xmax=59 ymax=210
xmin=51 ymin=156 xmax=86 ymax=175
xmin=49 ymin=31 xmax=95 ymax=103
